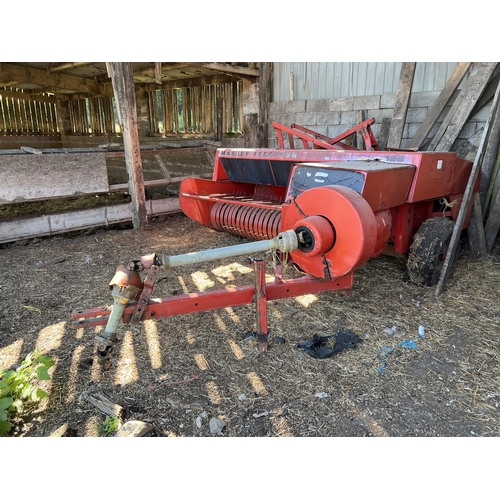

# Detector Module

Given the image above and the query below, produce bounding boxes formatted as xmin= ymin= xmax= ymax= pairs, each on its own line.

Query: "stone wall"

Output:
xmin=268 ymin=91 xmax=491 ymax=153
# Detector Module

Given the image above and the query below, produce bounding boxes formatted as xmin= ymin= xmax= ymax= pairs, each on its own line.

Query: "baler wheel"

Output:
xmin=407 ymin=217 xmax=455 ymax=286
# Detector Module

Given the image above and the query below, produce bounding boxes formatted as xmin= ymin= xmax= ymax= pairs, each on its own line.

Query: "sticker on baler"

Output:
xmin=314 ymin=172 xmax=329 ymax=183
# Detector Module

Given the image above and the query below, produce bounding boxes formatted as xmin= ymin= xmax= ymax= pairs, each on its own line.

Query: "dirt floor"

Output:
xmin=1 ymin=212 xmax=500 ymax=437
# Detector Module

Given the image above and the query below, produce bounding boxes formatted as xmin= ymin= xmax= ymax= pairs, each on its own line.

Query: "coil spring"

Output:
xmin=210 ymin=202 xmax=281 ymax=240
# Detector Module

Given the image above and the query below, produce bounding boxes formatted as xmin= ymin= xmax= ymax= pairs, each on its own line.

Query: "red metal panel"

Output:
xmin=391 ymin=203 xmax=415 ymax=254
xmin=407 ymin=153 xmax=476 ymax=202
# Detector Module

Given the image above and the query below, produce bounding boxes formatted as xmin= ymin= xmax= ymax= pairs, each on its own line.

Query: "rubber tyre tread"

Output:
xmin=407 ymin=217 xmax=455 ymax=287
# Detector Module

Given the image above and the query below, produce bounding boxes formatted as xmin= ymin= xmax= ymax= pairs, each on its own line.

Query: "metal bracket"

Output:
xmin=130 ymin=265 xmax=160 ymax=323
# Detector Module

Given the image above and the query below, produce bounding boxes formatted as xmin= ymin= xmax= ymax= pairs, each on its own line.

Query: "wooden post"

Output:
xmin=55 ymin=98 xmax=71 ymax=148
xmin=378 ymin=117 xmax=392 ymax=150
xmin=258 ymin=62 xmax=271 ymax=148
xmin=387 ymin=62 xmax=416 ymax=149
xmin=355 ymin=110 xmax=366 ymax=150
xmin=154 ymin=62 xmax=162 ymax=85
xmin=409 ymin=62 xmax=472 ymax=150
xmin=216 ymin=94 xmax=223 ymax=141
xmin=244 ymin=113 xmax=258 ymax=148
xmin=107 ymin=62 xmax=147 ymax=230
xmin=135 ymin=90 xmax=152 ymax=138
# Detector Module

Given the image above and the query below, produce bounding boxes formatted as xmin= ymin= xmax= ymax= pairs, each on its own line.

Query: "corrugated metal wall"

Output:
xmin=272 ymin=62 xmax=459 ymax=101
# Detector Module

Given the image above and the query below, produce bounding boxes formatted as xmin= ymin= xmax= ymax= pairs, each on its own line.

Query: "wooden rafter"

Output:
xmin=193 ymin=62 xmax=259 ymax=79
xmin=47 ymin=62 xmax=91 ymax=73
xmin=0 ymin=63 xmax=111 ymax=96
xmin=136 ymin=74 xmax=240 ymax=92
xmin=129 ymin=63 xmax=193 ymax=79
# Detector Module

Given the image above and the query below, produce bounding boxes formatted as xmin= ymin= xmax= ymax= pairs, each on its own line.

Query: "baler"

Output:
xmin=72 ymin=119 xmax=478 ymax=363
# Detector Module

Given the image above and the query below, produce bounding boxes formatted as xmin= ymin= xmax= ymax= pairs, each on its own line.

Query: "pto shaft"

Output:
xmin=161 ymin=229 xmax=298 ymax=270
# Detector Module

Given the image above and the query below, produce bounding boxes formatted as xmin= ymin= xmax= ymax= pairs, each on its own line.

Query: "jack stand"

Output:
xmin=95 ymin=266 xmax=143 ymax=365
xmin=254 ymin=259 xmax=268 ymax=351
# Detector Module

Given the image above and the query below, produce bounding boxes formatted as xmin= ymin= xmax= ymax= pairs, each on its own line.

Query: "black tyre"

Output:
xmin=407 ymin=217 xmax=455 ymax=286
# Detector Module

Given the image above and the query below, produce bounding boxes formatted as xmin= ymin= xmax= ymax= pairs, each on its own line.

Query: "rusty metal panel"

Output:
xmin=272 ymin=62 xmax=460 ymax=101
xmin=0 ymin=152 xmax=109 ymax=204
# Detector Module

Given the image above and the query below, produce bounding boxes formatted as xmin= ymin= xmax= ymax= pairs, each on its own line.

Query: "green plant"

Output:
xmin=96 ymin=415 xmax=120 ymax=436
xmin=0 ymin=351 xmax=55 ymax=436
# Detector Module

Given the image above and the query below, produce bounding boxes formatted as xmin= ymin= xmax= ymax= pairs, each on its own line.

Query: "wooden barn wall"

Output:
xmin=147 ymin=81 xmax=242 ymax=137
xmin=67 ymin=96 xmax=117 ymax=135
xmin=0 ymin=80 xmax=244 ymax=150
xmin=273 ymin=62 xmax=460 ymax=101
xmin=0 ymin=89 xmax=61 ymax=148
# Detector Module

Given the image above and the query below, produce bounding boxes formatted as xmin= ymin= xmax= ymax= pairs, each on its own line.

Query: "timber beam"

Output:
xmin=47 ymin=62 xmax=91 ymax=73
xmin=0 ymin=63 xmax=112 ymax=96
xmin=135 ymin=74 xmax=240 ymax=92
xmin=192 ymin=62 xmax=259 ymax=80
xmin=131 ymin=63 xmax=194 ymax=79
xmin=107 ymin=62 xmax=147 ymax=230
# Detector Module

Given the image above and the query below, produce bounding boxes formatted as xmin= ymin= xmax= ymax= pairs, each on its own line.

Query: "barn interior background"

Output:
xmin=1 ymin=62 xmax=500 ymax=256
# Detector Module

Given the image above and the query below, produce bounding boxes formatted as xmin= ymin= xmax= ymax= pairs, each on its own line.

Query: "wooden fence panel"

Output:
xmin=151 ymin=82 xmax=241 ymax=137
xmin=0 ymin=91 xmax=58 ymax=134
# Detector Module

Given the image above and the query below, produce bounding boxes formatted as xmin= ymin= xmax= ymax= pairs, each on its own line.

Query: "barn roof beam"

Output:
xmin=135 ymin=74 xmax=241 ymax=92
xmin=192 ymin=62 xmax=259 ymax=80
xmin=47 ymin=62 xmax=91 ymax=73
xmin=132 ymin=63 xmax=193 ymax=78
xmin=0 ymin=63 xmax=112 ymax=96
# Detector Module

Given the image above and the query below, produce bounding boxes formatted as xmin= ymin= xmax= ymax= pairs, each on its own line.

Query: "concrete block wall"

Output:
xmin=268 ymin=91 xmax=490 ymax=151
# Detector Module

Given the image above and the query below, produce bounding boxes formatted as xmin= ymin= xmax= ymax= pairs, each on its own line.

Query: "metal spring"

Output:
xmin=210 ymin=202 xmax=281 ymax=240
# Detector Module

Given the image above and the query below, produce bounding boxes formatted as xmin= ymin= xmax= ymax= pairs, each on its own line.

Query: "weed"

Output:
xmin=96 ymin=415 xmax=121 ymax=436
xmin=0 ymin=350 xmax=55 ymax=436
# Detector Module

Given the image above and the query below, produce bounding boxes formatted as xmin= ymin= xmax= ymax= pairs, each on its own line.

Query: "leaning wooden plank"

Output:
xmin=0 ymin=153 xmax=109 ymax=204
xmin=377 ymin=117 xmax=391 ymax=150
xmin=0 ymin=197 xmax=181 ymax=244
xmin=435 ymin=74 xmax=500 ymax=296
xmin=387 ymin=62 xmax=416 ymax=149
xmin=429 ymin=62 xmax=497 ymax=152
xmin=472 ymin=71 xmax=500 ymax=115
xmin=485 ymin=187 xmax=500 ymax=252
xmin=409 ymin=63 xmax=472 ymax=150
xmin=484 ymin=148 xmax=500 ymax=216
xmin=478 ymin=95 xmax=500 ymax=207
xmin=466 ymin=193 xmax=487 ymax=257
